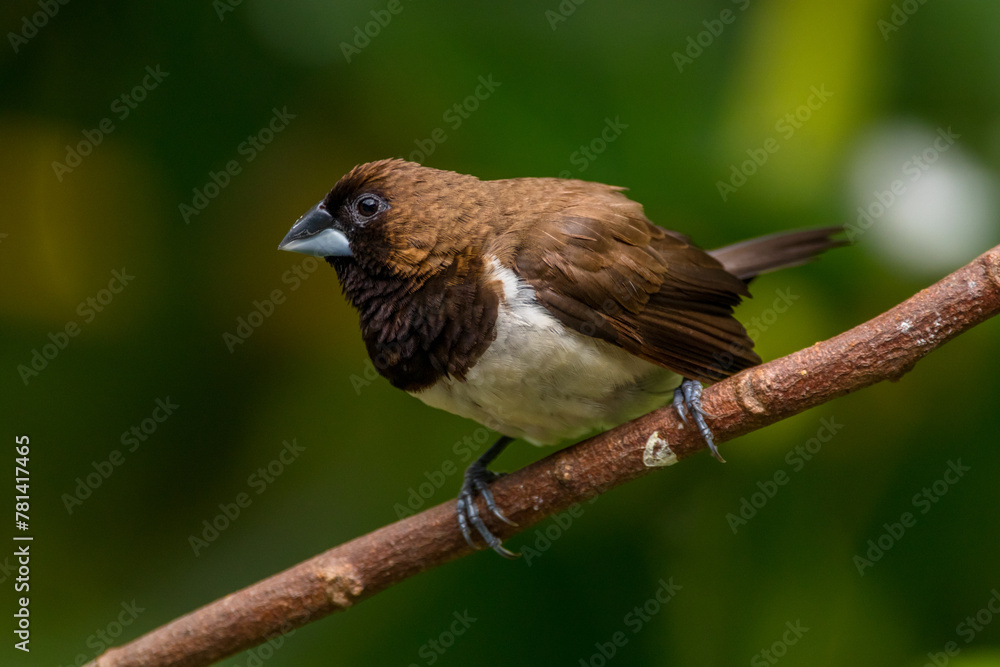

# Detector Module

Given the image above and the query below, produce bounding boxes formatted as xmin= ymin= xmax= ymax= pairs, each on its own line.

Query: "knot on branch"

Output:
xmin=735 ymin=369 xmax=769 ymax=416
xmin=317 ymin=560 xmax=364 ymax=608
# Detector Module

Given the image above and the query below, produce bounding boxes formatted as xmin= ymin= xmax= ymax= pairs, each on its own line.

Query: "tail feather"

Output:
xmin=708 ymin=226 xmax=847 ymax=282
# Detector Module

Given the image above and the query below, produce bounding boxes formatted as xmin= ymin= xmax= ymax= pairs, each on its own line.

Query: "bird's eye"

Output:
xmin=355 ymin=195 xmax=382 ymax=219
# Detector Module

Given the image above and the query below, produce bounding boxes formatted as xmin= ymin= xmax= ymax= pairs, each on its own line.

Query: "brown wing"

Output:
xmin=511 ymin=186 xmax=760 ymax=383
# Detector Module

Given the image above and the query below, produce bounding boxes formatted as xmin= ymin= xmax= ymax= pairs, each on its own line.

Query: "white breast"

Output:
xmin=410 ymin=261 xmax=679 ymax=445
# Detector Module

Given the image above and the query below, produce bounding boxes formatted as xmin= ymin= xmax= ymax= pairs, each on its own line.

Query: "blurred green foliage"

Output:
xmin=2 ymin=1 xmax=1000 ymax=665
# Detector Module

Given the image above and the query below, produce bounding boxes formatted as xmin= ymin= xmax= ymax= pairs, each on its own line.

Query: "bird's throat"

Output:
xmin=331 ymin=254 xmax=499 ymax=392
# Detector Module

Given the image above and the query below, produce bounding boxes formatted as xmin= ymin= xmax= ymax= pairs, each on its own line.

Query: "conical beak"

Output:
xmin=278 ymin=201 xmax=352 ymax=257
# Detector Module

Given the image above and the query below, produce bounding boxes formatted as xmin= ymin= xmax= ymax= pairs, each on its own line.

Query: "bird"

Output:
xmin=278 ymin=159 xmax=844 ymax=557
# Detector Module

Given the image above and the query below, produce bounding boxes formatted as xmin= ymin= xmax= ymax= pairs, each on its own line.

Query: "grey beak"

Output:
xmin=278 ymin=201 xmax=352 ymax=257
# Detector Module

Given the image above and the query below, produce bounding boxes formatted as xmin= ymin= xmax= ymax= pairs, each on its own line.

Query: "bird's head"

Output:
xmin=278 ymin=159 xmax=487 ymax=281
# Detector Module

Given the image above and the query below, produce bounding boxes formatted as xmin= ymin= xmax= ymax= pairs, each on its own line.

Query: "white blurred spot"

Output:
xmin=847 ymin=122 xmax=999 ymax=276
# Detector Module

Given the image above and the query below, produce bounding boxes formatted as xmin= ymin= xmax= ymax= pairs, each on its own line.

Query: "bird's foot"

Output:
xmin=673 ymin=378 xmax=724 ymax=463
xmin=456 ymin=463 xmax=519 ymax=558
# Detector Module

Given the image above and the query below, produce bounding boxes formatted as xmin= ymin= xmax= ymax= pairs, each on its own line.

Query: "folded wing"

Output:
xmin=513 ymin=186 xmax=760 ymax=382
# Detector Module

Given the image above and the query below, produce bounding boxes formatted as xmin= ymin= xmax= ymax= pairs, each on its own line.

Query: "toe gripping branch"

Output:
xmin=455 ymin=436 xmax=519 ymax=558
xmin=457 ymin=380 xmax=721 ymax=558
xmin=673 ymin=378 xmax=724 ymax=462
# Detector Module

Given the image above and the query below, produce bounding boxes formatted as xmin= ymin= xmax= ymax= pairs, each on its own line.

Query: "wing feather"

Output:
xmin=512 ymin=189 xmax=761 ymax=382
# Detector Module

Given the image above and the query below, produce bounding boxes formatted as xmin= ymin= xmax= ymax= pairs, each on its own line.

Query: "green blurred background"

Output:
xmin=3 ymin=1 xmax=1000 ymax=665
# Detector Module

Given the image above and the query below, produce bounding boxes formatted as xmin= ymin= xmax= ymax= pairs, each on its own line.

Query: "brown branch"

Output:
xmin=91 ymin=244 xmax=1000 ymax=667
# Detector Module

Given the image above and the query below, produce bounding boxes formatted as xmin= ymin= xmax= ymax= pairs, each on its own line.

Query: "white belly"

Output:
xmin=410 ymin=262 xmax=679 ymax=445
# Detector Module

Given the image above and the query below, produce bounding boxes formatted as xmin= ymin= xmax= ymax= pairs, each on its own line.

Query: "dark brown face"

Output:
xmin=278 ymin=159 xmax=500 ymax=391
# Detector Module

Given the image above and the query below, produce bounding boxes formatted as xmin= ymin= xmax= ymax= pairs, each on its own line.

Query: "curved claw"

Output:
xmin=672 ymin=388 xmax=690 ymax=424
xmin=674 ymin=378 xmax=725 ymax=463
xmin=456 ymin=467 xmax=519 ymax=559
xmin=473 ymin=476 xmax=517 ymax=527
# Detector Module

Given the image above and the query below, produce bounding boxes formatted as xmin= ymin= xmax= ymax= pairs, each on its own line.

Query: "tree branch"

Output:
xmin=92 ymin=244 xmax=1000 ymax=667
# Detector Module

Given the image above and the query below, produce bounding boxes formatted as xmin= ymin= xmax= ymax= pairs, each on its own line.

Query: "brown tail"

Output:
xmin=708 ymin=226 xmax=847 ymax=282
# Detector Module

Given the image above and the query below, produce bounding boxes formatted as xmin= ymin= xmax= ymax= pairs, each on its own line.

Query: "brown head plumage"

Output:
xmin=313 ymin=160 xmax=502 ymax=391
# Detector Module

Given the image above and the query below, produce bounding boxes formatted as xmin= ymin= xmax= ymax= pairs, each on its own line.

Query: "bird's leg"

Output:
xmin=672 ymin=378 xmax=725 ymax=463
xmin=456 ymin=435 xmax=519 ymax=558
